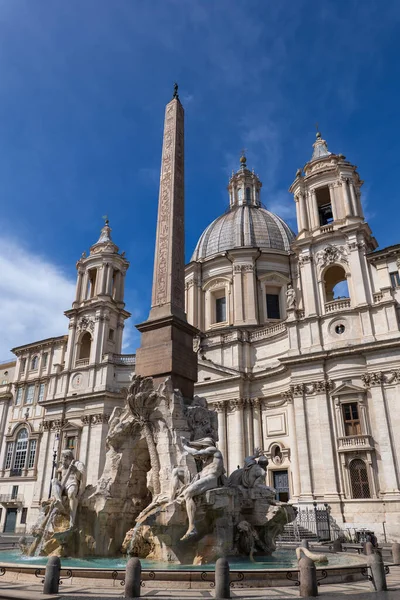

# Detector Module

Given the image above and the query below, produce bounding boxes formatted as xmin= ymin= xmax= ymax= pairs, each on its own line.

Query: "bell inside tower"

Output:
xmin=316 ymin=186 xmax=333 ymax=225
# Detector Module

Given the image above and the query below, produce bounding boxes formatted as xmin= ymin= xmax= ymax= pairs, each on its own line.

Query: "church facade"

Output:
xmin=0 ymin=127 xmax=400 ymax=542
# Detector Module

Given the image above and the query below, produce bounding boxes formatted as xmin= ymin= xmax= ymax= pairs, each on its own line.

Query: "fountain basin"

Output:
xmin=0 ymin=549 xmax=368 ymax=588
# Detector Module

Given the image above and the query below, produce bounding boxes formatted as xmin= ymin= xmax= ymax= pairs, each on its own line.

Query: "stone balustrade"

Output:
xmin=75 ymin=358 xmax=90 ymax=367
xmin=337 ymin=434 xmax=374 ymax=452
xmin=250 ymin=322 xmax=286 ymax=341
xmin=325 ymin=298 xmax=351 ymax=313
xmin=103 ymin=353 xmax=136 ymax=365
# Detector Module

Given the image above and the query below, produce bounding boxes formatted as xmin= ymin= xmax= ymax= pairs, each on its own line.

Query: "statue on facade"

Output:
xmin=286 ymin=284 xmax=296 ymax=309
xmin=51 ymin=449 xmax=86 ymax=528
xmin=172 ymin=436 xmax=225 ymax=541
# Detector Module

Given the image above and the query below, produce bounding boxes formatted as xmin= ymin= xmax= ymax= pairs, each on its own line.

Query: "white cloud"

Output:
xmin=0 ymin=238 xmax=75 ymax=361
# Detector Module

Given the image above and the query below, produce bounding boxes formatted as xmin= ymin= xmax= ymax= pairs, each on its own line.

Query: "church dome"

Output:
xmin=191 ymin=205 xmax=295 ymax=261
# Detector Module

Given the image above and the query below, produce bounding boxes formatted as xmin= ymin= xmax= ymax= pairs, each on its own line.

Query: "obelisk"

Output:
xmin=135 ymin=85 xmax=198 ymax=398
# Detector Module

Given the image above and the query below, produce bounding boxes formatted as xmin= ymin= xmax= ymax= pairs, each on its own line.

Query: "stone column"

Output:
xmin=75 ymin=270 xmax=84 ymax=303
xmin=286 ymin=395 xmax=301 ymax=499
xmin=229 ymin=399 xmax=245 ymax=472
xmin=316 ymin=383 xmax=340 ymax=500
xmin=349 ymin=182 xmax=358 ymax=217
xmin=299 ymin=193 xmax=309 ymax=231
xmin=299 ymin=256 xmax=317 ymax=316
xmin=293 ymin=386 xmax=313 ymax=499
xmin=367 ymin=379 xmax=400 ymax=496
xmin=233 ymin=265 xmax=244 ymax=324
xmin=81 ymin=272 xmax=89 ymax=301
xmin=216 ymin=402 xmax=228 ymax=465
xmin=342 ymin=178 xmax=353 ymax=217
xmin=105 ymin=265 xmax=113 ymax=297
xmin=244 ymin=265 xmax=257 ymax=324
xmin=295 ymin=196 xmax=301 ymax=230
xmin=32 ymin=425 xmax=51 ymax=502
xmin=100 ymin=264 xmax=108 ymax=295
xmin=243 ymin=399 xmax=254 ymax=455
xmin=328 ymin=184 xmax=338 ymax=220
xmin=252 ymin=398 xmax=263 ymax=450
xmin=310 ymin=190 xmax=319 ymax=229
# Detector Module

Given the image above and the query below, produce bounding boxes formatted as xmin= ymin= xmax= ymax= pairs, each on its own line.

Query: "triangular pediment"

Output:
xmin=198 ymin=359 xmax=240 ymax=381
xmin=331 ymin=382 xmax=365 ymax=396
xmin=61 ymin=420 xmax=82 ymax=432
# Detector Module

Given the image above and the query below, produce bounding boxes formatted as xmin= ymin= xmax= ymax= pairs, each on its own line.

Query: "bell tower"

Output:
xmin=289 ymin=132 xmax=378 ymax=329
xmin=64 ymin=219 xmax=130 ymax=374
xmin=290 ymin=131 xmax=365 ymax=239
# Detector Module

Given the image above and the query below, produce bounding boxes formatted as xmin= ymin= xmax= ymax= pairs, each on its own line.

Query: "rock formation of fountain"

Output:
xmin=25 ymin=374 xmax=295 ymax=563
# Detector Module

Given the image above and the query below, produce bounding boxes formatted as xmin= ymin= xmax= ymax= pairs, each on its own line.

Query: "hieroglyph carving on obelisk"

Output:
xmin=150 ymin=92 xmax=185 ymax=321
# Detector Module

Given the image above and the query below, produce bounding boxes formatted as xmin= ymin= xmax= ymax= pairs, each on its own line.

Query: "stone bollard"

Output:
xmin=299 ymin=556 xmax=318 ymax=597
xmin=214 ymin=557 xmax=231 ymax=599
xmin=364 ymin=541 xmax=375 ymax=555
xmin=332 ymin=539 xmax=342 ymax=552
xmin=43 ymin=556 xmax=61 ymax=595
xmin=124 ymin=557 xmax=142 ymax=599
xmin=392 ymin=542 xmax=400 ymax=564
xmin=300 ymin=539 xmax=310 ymax=550
xmin=367 ymin=550 xmax=387 ymax=592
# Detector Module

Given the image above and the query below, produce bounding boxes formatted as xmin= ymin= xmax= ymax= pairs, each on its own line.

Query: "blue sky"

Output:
xmin=1 ymin=0 xmax=400 ymax=359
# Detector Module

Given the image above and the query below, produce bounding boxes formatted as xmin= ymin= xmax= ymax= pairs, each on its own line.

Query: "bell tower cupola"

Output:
xmin=290 ymin=130 xmax=365 ymax=238
xmin=228 ymin=152 xmax=262 ymax=208
xmin=64 ymin=219 xmax=130 ymax=374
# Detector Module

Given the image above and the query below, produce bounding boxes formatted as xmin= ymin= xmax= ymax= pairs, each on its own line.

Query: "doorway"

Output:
xmin=4 ymin=508 xmax=17 ymax=533
xmin=273 ymin=470 xmax=290 ymax=502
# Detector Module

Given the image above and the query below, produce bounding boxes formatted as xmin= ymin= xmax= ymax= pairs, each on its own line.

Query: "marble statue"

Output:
xmin=286 ymin=284 xmax=296 ymax=309
xmin=176 ymin=436 xmax=225 ymax=540
xmin=228 ymin=448 xmax=275 ymax=497
xmin=51 ymin=449 xmax=86 ymax=528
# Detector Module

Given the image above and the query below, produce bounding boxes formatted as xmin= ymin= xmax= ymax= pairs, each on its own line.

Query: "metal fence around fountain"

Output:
xmin=279 ymin=503 xmax=335 ymax=542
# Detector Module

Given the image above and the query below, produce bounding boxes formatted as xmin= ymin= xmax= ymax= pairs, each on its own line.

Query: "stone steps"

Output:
xmin=278 ymin=523 xmax=319 ymax=542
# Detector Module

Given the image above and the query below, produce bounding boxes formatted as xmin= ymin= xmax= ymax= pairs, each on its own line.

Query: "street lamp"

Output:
xmin=48 ymin=433 xmax=59 ymax=499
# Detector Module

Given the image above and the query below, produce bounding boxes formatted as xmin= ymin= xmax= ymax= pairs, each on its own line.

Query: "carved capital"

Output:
xmin=281 ymin=389 xmax=293 ymax=402
xmin=362 ymin=372 xmax=384 ymax=388
xmin=290 ymin=383 xmax=305 ymax=397
xmin=91 ymin=413 xmax=110 ymax=425
xmin=215 ymin=401 xmax=226 ymax=413
xmin=229 ymin=398 xmax=244 ymax=411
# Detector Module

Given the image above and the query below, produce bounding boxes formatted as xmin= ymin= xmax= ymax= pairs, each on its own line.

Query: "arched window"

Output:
xmin=31 ymin=356 xmax=38 ymax=370
xmin=13 ymin=429 xmax=28 ymax=472
xmin=324 ymin=265 xmax=349 ymax=302
xmin=349 ymin=459 xmax=371 ymax=499
xmin=79 ymin=332 xmax=92 ymax=360
xmin=4 ymin=428 xmax=37 ymax=473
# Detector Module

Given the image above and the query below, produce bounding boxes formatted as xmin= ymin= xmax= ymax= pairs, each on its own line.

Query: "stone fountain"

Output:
xmin=23 ymin=86 xmax=295 ymax=564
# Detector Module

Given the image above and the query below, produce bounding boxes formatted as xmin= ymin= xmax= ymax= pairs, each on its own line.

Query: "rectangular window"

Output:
xmin=11 ymin=486 xmax=18 ymax=500
xmin=342 ymin=402 xmax=361 ymax=436
xmin=266 ymin=294 xmax=281 ymax=319
xmin=66 ymin=436 xmax=76 ymax=451
xmin=15 ymin=388 xmax=23 ymax=406
xmin=38 ymin=384 xmax=45 ymax=403
xmin=215 ymin=296 xmax=227 ymax=323
xmin=5 ymin=443 xmax=14 ymax=470
xmin=25 ymin=385 xmax=34 ymax=405
xmin=27 ymin=440 xmax=37 ymax=469
xmin=21 ymin=508 xmax=28 ymax=524
xmin=42 ymin=353 xmax=48 ymax=368
xmin=20 ymin=358 xmax=26 ymax=373
xmin=108 ymin=328 xmax=115 ymax=341
xmin=390 ymin=271 xmax=400 ymax=288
